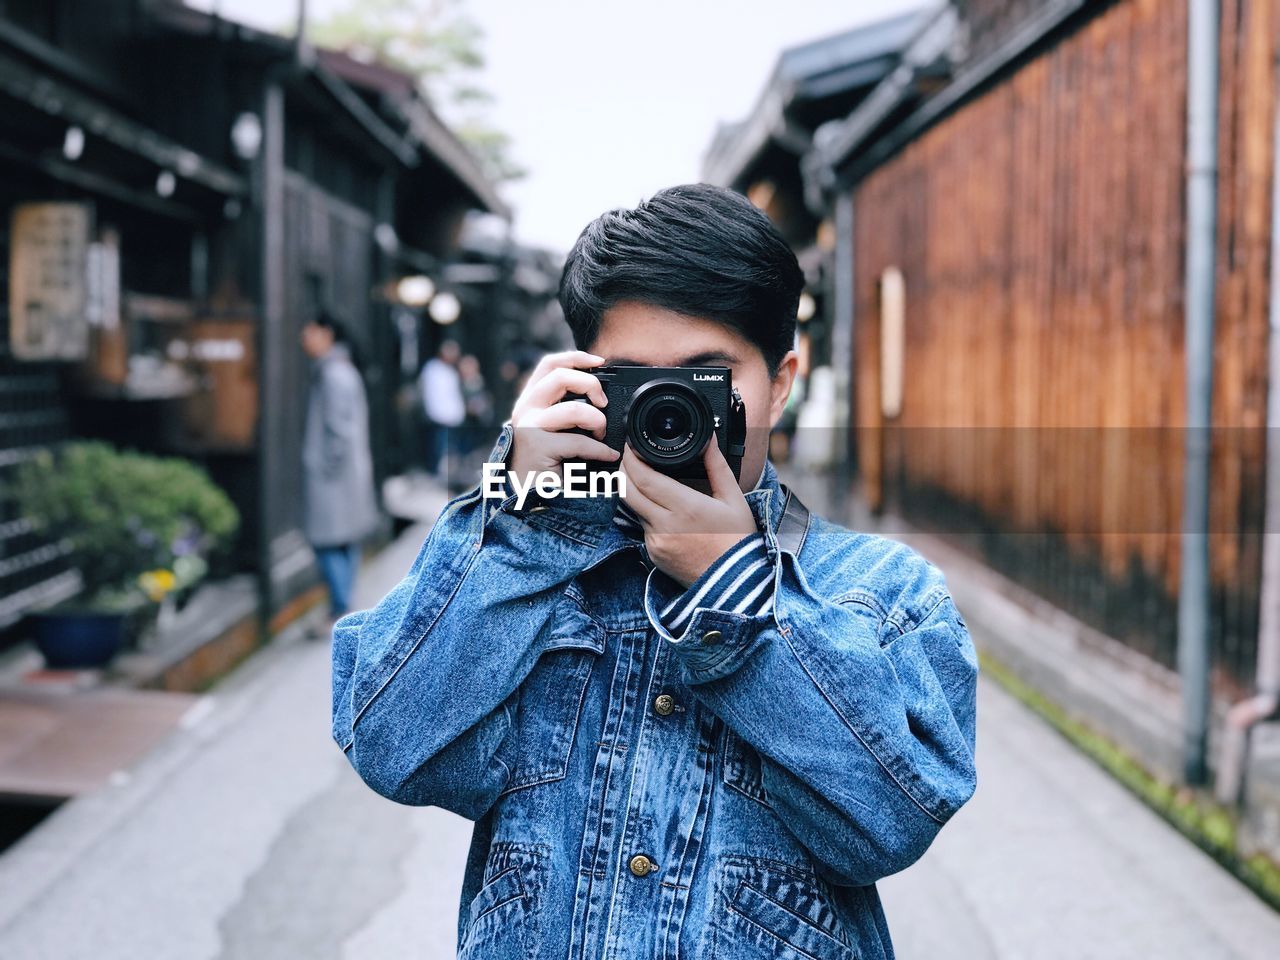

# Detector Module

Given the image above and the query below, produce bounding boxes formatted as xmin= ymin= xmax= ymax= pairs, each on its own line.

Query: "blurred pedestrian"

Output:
xmin=497 ymin=345 xmax=541 ymax=417
xmin=458 ymin=353 xmax=495 ymax=455
xmin=418 ymin=339 xmax=465 ymax=484
xmin=300 ymin=309 xmax=379 ymax=637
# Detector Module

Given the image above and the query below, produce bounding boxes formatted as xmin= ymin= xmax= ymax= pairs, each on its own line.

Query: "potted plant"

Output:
xmin=9 ymin=441 xmax=240 ymax=668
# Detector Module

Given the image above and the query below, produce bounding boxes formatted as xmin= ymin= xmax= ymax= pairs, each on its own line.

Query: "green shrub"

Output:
xmin=9 ymin=441 xmax=240 ymax=609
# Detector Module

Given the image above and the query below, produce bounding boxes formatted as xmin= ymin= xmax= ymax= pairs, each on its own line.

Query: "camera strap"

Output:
xmin=776 ymin=483 xmax=811 ymax=557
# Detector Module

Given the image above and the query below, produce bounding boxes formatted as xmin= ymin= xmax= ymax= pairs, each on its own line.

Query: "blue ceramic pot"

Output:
xmin=31 ymin=610 xmax=128 ymax=669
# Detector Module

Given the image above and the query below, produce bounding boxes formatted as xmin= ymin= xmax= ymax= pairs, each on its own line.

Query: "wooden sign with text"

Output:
xmin=8 ymin=203 xmax=92 ymax=361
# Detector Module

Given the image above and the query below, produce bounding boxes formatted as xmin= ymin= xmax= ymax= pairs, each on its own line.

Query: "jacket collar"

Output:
xmin=744 ymin=458 xmax=788 ymax=547
xmin=322 ymin=342 xmax=352 ymax=364
xmin=310 ymin=342 xmax=352 ymax=380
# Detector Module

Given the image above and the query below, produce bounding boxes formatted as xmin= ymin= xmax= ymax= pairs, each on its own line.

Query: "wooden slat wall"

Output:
xmin=265 ymin=174 xmax=375 ymax=551
xmin=851 ymin=0 xmax=1277 ymax=692
xmin=1211 ymin=0 xmax=1273 ymax=689
xmin=0 ymin=171 xmax=80 ymax=638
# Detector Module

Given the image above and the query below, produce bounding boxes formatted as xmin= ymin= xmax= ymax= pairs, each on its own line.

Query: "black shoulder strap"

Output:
xmin=776 ymin=483 xmax=811 ymax=557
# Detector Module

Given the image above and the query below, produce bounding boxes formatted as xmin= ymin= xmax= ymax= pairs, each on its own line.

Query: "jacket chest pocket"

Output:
xmin=458 ymin=842 xmax=546 ymax=960
xmin=722 ymin=725 xmax=772 ymax=808
xmin=498 ymin=645 xmax=595 ymax=795
xmin=710 ymin=856 xmax=860 ymax=960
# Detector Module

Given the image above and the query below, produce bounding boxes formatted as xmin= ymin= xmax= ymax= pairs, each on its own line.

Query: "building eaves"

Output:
xmin=400 ymin=98 xmax=510 ymax=219
xmin=302 ymin=47 xmax=418 ymax=167
xmin=813 ymin=0 xmax=1099 ymax=188
xmin=701 ymin=8 xmax=927 ymax=190
xmin=155 ymin=3 xmax=417 ymax=169
xmin=0 ymin=38 xmax=246 ymax=198
xmin=315 ymin=46 xmax=508 ymax=218
xmin=776 ymin=8 xmax=928 ymax=83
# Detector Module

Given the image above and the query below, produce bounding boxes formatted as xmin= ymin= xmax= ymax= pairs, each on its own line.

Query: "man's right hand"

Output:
xmin=506 ymin=350 xmax=620 ymax=480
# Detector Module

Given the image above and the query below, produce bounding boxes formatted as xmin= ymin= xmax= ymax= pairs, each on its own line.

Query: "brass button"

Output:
xmin=653 ymin=693 xmax=676 ymax=716
xmin=701 ymin=629 xmax=723 ymax=644
xmin=629 ymin=854 xmax=654 ymax=877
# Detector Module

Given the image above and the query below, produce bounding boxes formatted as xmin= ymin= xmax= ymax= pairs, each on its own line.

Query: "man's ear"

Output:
xmin=768 ymin=350 xmax=799 ymax=427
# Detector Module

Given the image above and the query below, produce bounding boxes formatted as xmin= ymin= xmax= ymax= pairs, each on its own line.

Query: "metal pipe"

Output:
xmin=255 ymin=80 xmax=286 ymax=625
xmin=1214 ymin=93 xmax=1280 ymax=807
xmin=1177 ymin=0 xmax=1221 ymax=787
xmin=295 ymin=0 xmax=308 ymax=53
xmin=830 ymin=191 xmax=856 ymax=526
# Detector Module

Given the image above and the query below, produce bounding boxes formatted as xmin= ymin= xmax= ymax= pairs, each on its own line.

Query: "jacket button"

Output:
xmin=701 ymin=629 xmax=722 ymax=644
xmin=653 ymin=693 xmax=676 ymax=716
xmin=629 ymin=854 xmax=654 ymax=877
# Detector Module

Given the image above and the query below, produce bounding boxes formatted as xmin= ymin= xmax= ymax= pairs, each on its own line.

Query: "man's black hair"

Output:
xmin=559 ymin=183 xmax=803 ymax=374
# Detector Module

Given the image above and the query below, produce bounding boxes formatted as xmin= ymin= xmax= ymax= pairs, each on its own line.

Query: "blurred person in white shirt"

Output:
xmin=418 ymin=339 xmax=465 ymax=483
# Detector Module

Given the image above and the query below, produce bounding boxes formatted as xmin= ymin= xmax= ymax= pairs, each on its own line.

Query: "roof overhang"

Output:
xmin=301 ymin=48 xmax=418 ymax=167
xmin=0 ymin=37 xmax=247 ymax=201
xmin=807 ymin=0 xmax=1098 ymax=200
xmin=702 ymin=8 xmax=927 ymax=190
xmin=154 ymin=4 xmax=417 ymax=171
xmin=315 ymin=47 xmax=509 ymax=218
xmin=399 ymin=99 xmax=510 ymax=219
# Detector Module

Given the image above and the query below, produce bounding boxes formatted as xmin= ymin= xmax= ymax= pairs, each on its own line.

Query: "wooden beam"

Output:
xmin=0 ymin=48 xmax=247 ymax=198
xmin=0 ymin=143 xmax=203 ymax=223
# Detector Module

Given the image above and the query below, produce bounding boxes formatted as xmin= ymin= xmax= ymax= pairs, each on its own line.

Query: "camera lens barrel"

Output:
xmin=626 ymin=379 xmax=715 ymax=470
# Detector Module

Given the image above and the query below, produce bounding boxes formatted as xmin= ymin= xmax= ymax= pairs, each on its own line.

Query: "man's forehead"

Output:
xmin=599 ymin=348 xmax=738 ymax=367
xmin=592 ymin=303 xmax=751 ymax=367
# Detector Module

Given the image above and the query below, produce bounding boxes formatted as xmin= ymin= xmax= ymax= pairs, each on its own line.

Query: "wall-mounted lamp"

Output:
xmin=374 ymin=222 xmax=399 ymax=255
xmin=428 ymin=291 xmax=461 ymax=325
xmin=231 ymin=111 xmax=263 ymax=161
xmin=797 ymin=291 xmax=816 ymax=322
xmin=62 ymin=126 xmax=85 ymax=161
xmin=396 ymin=275 xmax=435 ymax=307
xmin=156 ymin=171 xmax=177 ymax=198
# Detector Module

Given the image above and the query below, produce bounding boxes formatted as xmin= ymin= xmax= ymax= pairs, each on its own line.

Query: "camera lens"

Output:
xmin=649 ymin=402 xmax=689 ymax=442
xmin=626 ymin=379 xmax=714 ymax=470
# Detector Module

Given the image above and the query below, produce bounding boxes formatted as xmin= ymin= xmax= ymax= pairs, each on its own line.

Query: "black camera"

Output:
xmin=566 ymin=365 xmax=746 ymax=480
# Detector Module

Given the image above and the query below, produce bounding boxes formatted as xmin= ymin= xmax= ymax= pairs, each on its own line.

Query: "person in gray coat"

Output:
xmin=300 ymin=310 xmax=379 ymax=632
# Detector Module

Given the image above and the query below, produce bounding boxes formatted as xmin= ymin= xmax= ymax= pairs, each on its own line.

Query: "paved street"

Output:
xmin=1 ymin=505 xmax=1278 ymax=959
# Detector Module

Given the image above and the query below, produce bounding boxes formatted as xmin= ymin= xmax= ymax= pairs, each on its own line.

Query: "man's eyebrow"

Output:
xmin=680 ymin=350 xmax=737 ymax=366
xmin=603 ymin=351 xmax=738 ymax=367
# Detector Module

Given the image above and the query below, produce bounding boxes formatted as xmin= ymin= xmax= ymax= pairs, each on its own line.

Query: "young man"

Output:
xmin=331 ymin=184 xmax=977 ymax=959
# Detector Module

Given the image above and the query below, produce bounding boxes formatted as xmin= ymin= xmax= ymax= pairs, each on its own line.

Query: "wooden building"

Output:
xmin=701 ymin=9 xmax=928 ymax=370
xmin=0 ymin=0 xmax=506 ymax=637
xmin=805 ymin=0 xmax=1279 ymax=810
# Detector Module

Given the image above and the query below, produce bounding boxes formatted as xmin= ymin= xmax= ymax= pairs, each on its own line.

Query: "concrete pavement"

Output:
xmin=1 ymin=493 xmax=1278 ymax=959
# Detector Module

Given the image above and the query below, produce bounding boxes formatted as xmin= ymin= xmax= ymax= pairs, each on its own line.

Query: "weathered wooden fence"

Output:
xmin=852 ymin=0 xmax=1277 ymax=694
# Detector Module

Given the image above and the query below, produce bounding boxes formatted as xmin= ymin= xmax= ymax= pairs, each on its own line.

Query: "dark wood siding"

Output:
xmin=851 ymin=0 xmax=1277 ymax=693
xmin=0 ymin=170 xmax=78 ymax=631
xmin=261 ymin=171 xmax=376 ymax=563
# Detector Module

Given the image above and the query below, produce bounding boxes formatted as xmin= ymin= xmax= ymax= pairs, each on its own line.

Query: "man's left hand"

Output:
xmin=620 ymin=440 xmax=758 ymax=589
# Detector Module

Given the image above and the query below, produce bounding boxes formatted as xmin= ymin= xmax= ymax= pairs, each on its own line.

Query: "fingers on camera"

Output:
xmin=547 ymin=432 xmax=619 ymax=463
xmin=529 ymin=366 xmax=608 ymax=410
xmin=529 ymin=402 xmax=607 ymax=439
xmin=530 ymin=350 xmax=604 ymax=385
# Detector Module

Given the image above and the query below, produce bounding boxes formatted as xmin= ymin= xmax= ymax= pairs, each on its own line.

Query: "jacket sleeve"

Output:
xmin=643 ymin=537 xmax=978 ymax=887
xmin=330 ymin=425 xmax=598 ymax=818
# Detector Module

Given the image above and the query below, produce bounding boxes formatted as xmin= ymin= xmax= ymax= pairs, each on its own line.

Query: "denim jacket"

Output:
xmin=331 ymin=424 xmax=978 ymax=959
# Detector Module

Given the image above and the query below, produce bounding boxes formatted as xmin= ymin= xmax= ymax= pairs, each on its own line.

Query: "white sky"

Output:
xmin=190 ymin=0 xmax=920 ymax=252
